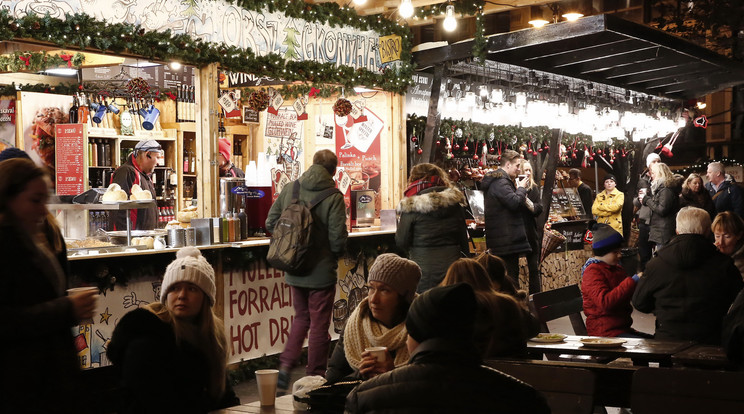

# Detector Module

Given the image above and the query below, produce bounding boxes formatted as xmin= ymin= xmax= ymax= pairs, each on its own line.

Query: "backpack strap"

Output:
xmin=291 ymin=180 xmax=301 ymax=203
xmin=307 ymin=187 xmax=342 ymax=209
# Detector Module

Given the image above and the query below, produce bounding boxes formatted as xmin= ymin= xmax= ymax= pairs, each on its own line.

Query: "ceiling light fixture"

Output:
xmin=169 ymin=61 xmax=182 ymax=70
xmin=443 ymin=5 xmax=457 ymax=32
xmin=562 ymin=12 xmax=583 ymax=21
xmin=528 ymin=19 xmax=549 ymax=28
xmin=399 ymin=0 xmax=414 ymax=19
xmin=353 ymin=0 xmax=367 ymax=5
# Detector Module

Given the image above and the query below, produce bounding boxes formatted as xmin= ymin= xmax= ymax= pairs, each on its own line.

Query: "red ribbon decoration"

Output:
xmin=60 ymin=54 xmax=73 ymax=67
xmin=165 ymin=92 xmax=177 ymax=100
xmin=308 ymin=87 xmax=320 ymax=98
xmin=19 ymin=55 xmax=30 ymax=66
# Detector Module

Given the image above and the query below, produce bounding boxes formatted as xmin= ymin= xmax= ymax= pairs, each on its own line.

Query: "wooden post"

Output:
xmin=199 ymin=63 xmax=219 ymax=218
xmin=421 ymin=65 xmax=443 ymax=164
xmin=537 ymin=128 xmax=562 ymax=242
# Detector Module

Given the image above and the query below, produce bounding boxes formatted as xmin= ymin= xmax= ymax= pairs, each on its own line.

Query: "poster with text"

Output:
xmin=0 ymin=98 xmax=16 ymax=151
xmin=334 ymin=108 xmax=383 ymax=216
xmin=264 ymin=108 xmax=304 ymax=181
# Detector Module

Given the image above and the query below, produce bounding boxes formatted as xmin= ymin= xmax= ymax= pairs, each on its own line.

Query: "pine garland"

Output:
xmin=0 ymin=51 xmax=84 ymax=73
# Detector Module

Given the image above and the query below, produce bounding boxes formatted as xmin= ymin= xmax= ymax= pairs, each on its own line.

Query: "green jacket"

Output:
xmin=265 ymin=164 xmax=348 ymax=288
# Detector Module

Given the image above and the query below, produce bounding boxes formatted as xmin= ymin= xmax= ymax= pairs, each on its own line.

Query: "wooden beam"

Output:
xmin=421 ymin=64 xmax=443 ymax=163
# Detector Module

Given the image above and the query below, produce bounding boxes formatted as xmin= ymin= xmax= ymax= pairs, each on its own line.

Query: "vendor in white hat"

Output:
xmin=110 ymin=139 xmax=162 ymax=230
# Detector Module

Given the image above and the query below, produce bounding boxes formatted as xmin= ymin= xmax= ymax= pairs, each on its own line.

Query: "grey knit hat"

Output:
xmin=160 ymin=247 xmax=216 ymax=306
xmin=368 ymin=253 xmax=421 ymax=304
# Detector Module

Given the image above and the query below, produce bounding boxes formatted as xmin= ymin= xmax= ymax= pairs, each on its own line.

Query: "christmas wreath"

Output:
xmin=249 ymin=90 xmax=270 ymax=112
xmin=333 ymin=98 xmax=352 ymax=117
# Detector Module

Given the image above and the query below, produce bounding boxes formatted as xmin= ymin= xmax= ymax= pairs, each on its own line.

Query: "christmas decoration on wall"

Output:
xmin=126 ymin=78 xmax=151 ymax=98
xmin=293 ymin=96 xmax=308 ymax=120
xmin=333 ymin=98 xmax=352 ymax=117
xmin=0 ymin=51 xmax=84 ymax=73
xmin=267 ymin=88 xmax=283 ymax=115
xmin=248 ymin=90 xmax=270 ymax=112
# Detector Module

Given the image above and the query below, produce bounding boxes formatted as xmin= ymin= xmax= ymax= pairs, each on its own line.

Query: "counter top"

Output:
xmin=68 ymin=228 xmax=396 ymax=261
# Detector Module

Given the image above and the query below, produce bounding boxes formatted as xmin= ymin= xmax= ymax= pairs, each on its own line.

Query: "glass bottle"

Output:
xmin=69 ymin=94 xmax=78 ymax=124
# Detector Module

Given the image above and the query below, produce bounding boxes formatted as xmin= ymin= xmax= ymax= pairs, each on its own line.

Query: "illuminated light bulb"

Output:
xmin=528 ymin=19 xmax=549 ymax=28
xmin=353 ymin=0 xmax=367 ymax=4
xmin=696 ymin=101 xmax=707 ymax=109
xmin=562 ymin=13 xmax=584 ymax=21
xmin=443 ymin=5 xmax=457 ymax=32
xmin=169 ymin=61 xmax=182 ymax=70
xmin=399 ymin=0 xmax=414 ymax=18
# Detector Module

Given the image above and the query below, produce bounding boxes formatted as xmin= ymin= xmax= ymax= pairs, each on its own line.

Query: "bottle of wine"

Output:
xmin=176 ymin=84 xmax=183 ymax=123
xmin=69 ymin=94 xmax=78 ymax=124
xmin=77 ymin=93 xmax=89 ymax=125
xmin=189 ymin=85 xmax=195 ymax=122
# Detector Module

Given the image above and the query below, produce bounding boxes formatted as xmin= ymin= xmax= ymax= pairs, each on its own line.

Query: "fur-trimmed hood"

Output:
xmin=397 ymin=186 xmax=465 ymax=214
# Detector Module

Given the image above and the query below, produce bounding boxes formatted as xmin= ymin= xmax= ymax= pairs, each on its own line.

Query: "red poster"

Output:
xmin=55 ymin=124 xmax=85 ymax=196
xmin=334 ymin=108 xmax=383 ymax=214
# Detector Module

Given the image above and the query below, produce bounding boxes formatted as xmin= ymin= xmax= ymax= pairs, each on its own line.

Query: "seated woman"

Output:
xmin=581 ymin=224 xmax=651 ymax=338
xmin=440 ymin=258 xmax=537 ymax=358
xmin=475 ymin=251 xmax=528 ymax=307
xmin=325 ymin=254 xmax=421 ymax=383
xmin=712 ymin=211 xmax=744 ymax=277
xmin=108 ymin=247 xmax=239 ymax=413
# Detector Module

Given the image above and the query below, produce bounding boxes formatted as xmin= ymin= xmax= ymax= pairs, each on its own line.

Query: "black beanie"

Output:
xmin=0 ymin=147 xmax=30 ymax=163
xmin=406 ymin=283 xmax=477 ymax=343
xmin=603 ymin=174 xmax=616 ymax=183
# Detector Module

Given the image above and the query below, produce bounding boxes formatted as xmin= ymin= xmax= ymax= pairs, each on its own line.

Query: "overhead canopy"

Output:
xmin=413 ymin=14 xmax=744 ymax=100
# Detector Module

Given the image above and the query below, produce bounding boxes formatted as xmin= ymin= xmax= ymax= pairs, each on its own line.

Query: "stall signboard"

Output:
xmin=405 ymin=73 xmax=433 ymax=116
xmin=3 ymin=0 xmax=392 ymax=73
xmin=0 ymin=98 xmax=15 ymax=152
xmin=335 ymin=106 xmax=383 ymax=217
xmin=551 ymin=220 xmax=591 ymax=252
xmin=82 ymin=65 xmax=197 ymax=89
xmin=379 ymin=34 xmax=402 ymax=63
xmin=54 ymin=124 xmax=85 ymax=196
xmin=265 ymin=108 xmax=304 ymax=181
xmin=220 ymin=70 xmax=286 ymax=89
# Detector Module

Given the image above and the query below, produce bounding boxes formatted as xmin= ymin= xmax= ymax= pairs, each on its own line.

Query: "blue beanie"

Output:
xmin=0 ymin=147 xmax=31 ymax=163
xmin=592 ymin=224 xmax=623 ymax=250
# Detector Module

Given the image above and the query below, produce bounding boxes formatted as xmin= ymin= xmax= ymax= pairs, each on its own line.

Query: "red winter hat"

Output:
xmin=218 ymin=139 xmax=231 ymax=162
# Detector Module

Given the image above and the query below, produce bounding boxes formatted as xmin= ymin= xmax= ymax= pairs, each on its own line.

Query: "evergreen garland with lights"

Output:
xmin=0 ymin=51 xmax=84 ymax=73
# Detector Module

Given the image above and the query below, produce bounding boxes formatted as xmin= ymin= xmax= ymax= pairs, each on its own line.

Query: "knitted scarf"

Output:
xmin=343 ymin=298 xmax=410 ymax=370
xmin=404 ymin=176 xmax=442 ymax=198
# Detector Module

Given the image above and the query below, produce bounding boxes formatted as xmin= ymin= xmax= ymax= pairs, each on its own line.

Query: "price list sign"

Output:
xmin=55 ymin=124 xmax=85 ymax=196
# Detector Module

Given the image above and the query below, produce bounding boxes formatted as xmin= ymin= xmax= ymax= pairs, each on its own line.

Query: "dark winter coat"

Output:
xmin=111 ymin=155 xmax=158 ymax=230
xmin=722 ymin=288 xmax=744 ymax=366
xmin=642 ymin=181 xmax=678 ymax=245
xmin=521 ymin=185 xmax=544 ymax=247
xmin=266 ymin=164 xmax=348 ymax=288
xmin=706 ymin=178 xmax=744 ymax=217
xmin=107 ymin=308 xmax=239 ymax=414
xmin=632 ymin=234 xmax=744 ymax=344
xmin=344 ymin=338 xmax=550 ymax=414
xmin=396 ymin=186 xmax=470 ymax=292
xmin=577 ymin=182 xmax=594 ymax=217
xmin=634 ymin=175 xmax=652 ymax=224
xmin=679 ymin=188 xmax=716 ymax=219
xmin=220 ymin=163 xmax=245 ymax=178
xmin=0 ymin=220 xmax=80 ymax=413
xmin=582 ymin=261 xmax=638 ymax=337
xmin=481 ymin=169 xmax=531 ymax=256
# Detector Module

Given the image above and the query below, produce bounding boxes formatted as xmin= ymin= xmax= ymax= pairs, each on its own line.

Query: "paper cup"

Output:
xmin=66 ymin=286 xmax=99 ymax=295
xmin=365 ymin=346 xmax=388 ymax=362
xmin=255 ymin=369 xmax=279 ymax=406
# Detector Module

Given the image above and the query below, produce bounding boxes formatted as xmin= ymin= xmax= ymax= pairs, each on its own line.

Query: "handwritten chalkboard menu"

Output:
xmin=54 ymin=124 xmax=85 ymax=196
xmin=549 ymin=187 xmax=588 ymax=220
xmin=552 ymin=219 xmax=591 ymax=252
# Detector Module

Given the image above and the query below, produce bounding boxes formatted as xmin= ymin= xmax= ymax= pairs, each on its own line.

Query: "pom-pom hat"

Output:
xmin=368 ymin=253 xmax=421 ymax=304
xmin=161 ymin=247 xmax=216 ymax=306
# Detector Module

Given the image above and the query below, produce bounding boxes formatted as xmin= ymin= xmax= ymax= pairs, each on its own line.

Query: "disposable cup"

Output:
xmin=255 ymin=369 xmax=279 ymax=406
xmin=365 ymin=346 xmax=388 ymax=362
xmin=66 ymin=287 xmax=99 ymax=325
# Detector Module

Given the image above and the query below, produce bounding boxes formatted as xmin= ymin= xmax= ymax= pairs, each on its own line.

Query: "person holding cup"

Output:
xmin=0 ymin=157 xmax=97 ymax=413
xmin=107 ymin=247 xmax=239 ymax=413
xmin=325 ymin=254 xmax=421 ymax=383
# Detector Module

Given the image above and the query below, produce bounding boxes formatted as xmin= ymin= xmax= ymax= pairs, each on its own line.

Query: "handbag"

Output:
xmin=296 ymin=380 xmax=363 ymax=413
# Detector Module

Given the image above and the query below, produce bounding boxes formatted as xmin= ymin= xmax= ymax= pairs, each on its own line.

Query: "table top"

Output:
xmin=210 ymin=395 xmax=301 ymax=413
xmin=527 ymin=335 xmax=694 ymax=363
xmin=671 ymin=344 xmax=734 ymax=369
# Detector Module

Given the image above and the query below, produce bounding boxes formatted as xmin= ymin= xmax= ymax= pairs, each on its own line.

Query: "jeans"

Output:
xmin=501 ymin=253 xmax=522 ymax=289
xmin=280 ymin=285 xmax=336 ymax=376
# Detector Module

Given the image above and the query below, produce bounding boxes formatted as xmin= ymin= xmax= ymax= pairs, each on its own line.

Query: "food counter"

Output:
xmin=66 ymin=229 xmax=396 ymax=369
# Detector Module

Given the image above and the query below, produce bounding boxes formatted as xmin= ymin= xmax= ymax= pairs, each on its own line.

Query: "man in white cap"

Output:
xmin=111 ymin=140 xmax=162 ymax=230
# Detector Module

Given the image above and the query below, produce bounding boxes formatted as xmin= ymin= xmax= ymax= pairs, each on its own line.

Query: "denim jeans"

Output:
xmin=280 ymin=285 xmax=336 ymax=376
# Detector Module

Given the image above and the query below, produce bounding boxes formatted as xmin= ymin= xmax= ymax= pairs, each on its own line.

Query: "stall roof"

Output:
xmin=413 ymin=14 xmax=744 ymax=100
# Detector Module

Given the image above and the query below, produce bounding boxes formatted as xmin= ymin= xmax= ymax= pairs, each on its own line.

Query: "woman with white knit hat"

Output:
xmin=108 ymin=247 xmax=239 ymax=413
xmin=325 ymin=253 xmax=422 ymax=383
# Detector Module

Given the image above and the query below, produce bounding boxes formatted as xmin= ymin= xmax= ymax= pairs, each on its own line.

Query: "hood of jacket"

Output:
xmin=397 ymin=186 xmax=465 ymax=214
xmin=107 ymin=307 xmax=173 ymax=366
xmin=480 ymin=168 xmax=509 ymax=192
xmin=654 ymin=233 xmax=719 ymax=270
xmin=299 ymin=164 xmax=335 ymax=191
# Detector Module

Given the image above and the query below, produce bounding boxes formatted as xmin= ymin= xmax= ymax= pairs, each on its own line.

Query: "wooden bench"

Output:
xmin=631 ymin=367 xmax=744 ymax=413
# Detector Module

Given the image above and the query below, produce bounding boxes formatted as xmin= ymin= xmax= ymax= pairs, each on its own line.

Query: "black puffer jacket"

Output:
xmin=344 ymin=338 xmax=550 ymax=413
xmin=481 ymin=169 xmax=531 ymax=255
xmin=107 ymin=308 xmax=239 ymax=414
xmin=642 ymin=181 xmax=679 ymax=245
xmin=632 ymin=234 xmax=744 ymax=344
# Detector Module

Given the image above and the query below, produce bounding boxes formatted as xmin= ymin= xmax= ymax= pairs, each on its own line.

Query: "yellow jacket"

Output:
xmin=592 ymin=188 xmax=624 ymax=234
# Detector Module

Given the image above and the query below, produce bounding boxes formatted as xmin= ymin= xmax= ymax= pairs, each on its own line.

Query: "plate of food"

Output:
xmin=529 ymin=333 xmax=567 ymax=343
xmin=580 ymin=338 xmax=627 ymax=348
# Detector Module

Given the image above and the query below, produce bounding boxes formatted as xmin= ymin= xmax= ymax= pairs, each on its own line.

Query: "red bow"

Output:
xmin=165 ymin=92 xmax=177 ymax=100
xmin=309 ymin=87 xmax=320 ymax=98
xmin=19 ymin=55 xmax=29 ymax=66
xmin=60 ymin=54 xmax=73 ymax=67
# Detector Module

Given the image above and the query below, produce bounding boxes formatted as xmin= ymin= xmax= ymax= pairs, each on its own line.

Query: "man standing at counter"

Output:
xmin=218 ymin=139 xmax=244 ymax=178
xmin=111 ymin=140 xmax=161 ymax=231
xmin=266 ymin=149 xmax=347 ymax=394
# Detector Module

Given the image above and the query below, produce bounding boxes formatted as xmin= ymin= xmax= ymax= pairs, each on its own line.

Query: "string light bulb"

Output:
xmin=562 ymin=12 xmax=584 ymax=21
xmin=528 ymin=18 xmax=549 ymax=28
xmin=443 ymin=5 xmax=457 ymax=32
xmin=399 ymin=0 xmax=414 ymax=19
xmin=353 ymin=0 xmax=367 ymax=5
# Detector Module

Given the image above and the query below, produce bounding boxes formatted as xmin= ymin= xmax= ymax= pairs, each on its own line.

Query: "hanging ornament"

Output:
xmin=480 ymin=143 xmax=488 ymax=166
xmin=248 ymin=90 xmax=270 ymax=112
xmin=126 ymin=77 xmax=150 ymax=98
xmin=445 ymin=137 xmax=452 ymax=150
xmin=436 ymin=136 xmax=441 ymax=146
xmin=417 ymin=148 xmax=423 ymax=155
xmin=463 ymin=136 xmax=469 ymax=152
xmin=333 ymin=98 xmax=352 ymax=116
xmin=538 ymin=141 xmax=544 ymax=153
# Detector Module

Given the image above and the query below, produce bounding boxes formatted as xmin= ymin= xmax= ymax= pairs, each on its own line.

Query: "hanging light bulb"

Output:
xmin=443 ymin=5 xmax=457 ymax=32
xmin=399 ymin=0 xmax=414 ymax=19
xmin=528 ymin=18 xmax=549 ymax=28
xmin=353 ymin=0 xmax=367 ymax=5
xmin=562 ymin=12 xmax=583 ymax=21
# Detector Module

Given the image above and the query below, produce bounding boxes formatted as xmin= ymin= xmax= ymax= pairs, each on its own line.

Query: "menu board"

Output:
xmin=54 ymin=124 xmax=85 ymax=196
xmin=552 ymin=219 xmax=591 ymax=252
xmin=549 ymin=187 xmax=587 ymax=220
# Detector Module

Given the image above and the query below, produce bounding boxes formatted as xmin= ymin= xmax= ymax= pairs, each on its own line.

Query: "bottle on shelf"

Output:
xmin=97 ymin=139 xmax=105 ymax=167
xmin=189 ymin=145 xmax=196 ymax=175
xmin=183 ymin=141 xmax=190 ymax=174
xmin=103 ymin=140 xmax=111 ymax=167
xmin=176 ymin=85 xmax=182 ymax=123
xmin=69 ymin=94 xmax=78 ymax=124
xmin=188 ymin=85 xmax=195 ymax=122
xmin=77 ymin=93 xmax=89 ymax=125
xmin=91 ymin=139 xmax=98 ymax=167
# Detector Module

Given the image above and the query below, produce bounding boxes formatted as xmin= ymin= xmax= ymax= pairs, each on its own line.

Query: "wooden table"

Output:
xmin=672 ymin=344 xmax=735 ymax=370
xmin=210 ymin=395 xmax=302 ymax=413
xmin=527 ymin=335 xmax=695 ymax=367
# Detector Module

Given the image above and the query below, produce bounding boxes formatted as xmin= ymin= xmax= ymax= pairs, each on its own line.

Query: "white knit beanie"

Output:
xmin=160 ymin=246 xmax=216 ymax=306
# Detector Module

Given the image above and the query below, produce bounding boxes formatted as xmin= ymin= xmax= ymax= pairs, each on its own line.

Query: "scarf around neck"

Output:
xmin=404 ymin=176 xmax=442 ymax=198
xmin=343 ymin=298 xmax=410 ymax=370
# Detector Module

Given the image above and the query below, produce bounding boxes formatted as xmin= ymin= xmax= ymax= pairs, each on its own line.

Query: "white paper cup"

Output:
xmin=365 ymin=346 xmax=388 ymax=362
xmin=66 ymin=287 xmax=99 ymax=325
xmin=255 ymin=369 xmax=279 ymax=406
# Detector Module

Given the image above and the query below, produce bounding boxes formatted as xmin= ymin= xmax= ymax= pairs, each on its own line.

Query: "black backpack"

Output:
xmin=267 ymin=181 xmax=341 ymax=275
